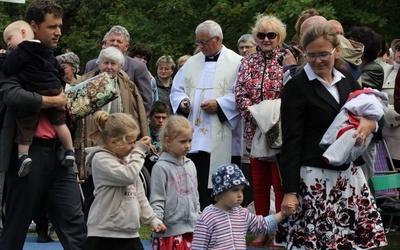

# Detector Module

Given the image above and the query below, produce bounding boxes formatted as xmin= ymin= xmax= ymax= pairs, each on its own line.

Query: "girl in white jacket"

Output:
xmin=84 ymin=111 xmax=166 ymax=250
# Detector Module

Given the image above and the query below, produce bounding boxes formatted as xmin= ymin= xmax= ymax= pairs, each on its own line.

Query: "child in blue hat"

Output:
xmin=192 ymin=164 xmax=295 ymax=249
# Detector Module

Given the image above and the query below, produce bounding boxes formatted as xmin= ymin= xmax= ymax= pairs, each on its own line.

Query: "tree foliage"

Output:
xmin=0 ymin=0 xmax=399 ymax=75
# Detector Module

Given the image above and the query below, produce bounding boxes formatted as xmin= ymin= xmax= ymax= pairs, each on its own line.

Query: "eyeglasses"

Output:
xmin=238 ymin=45 xmax=255 ymax=50
xmin=256 ymin=32 xmax=277 ymax=40
xmin=195 ymin=36 xmax=215 ymax=46
xmin=305 ymin=47 xmax=337 ymax=62
xmin=395 ymin=45 xmax=400 ymax=52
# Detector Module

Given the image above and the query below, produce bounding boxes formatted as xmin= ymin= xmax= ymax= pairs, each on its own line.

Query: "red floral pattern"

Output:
xmin=280 ymin=166 xmax=387 ymax=249
xmin=151 ymin=233 xmax=193 ymax=250
xmin=234 ymin=48 xmax=285 ymax=148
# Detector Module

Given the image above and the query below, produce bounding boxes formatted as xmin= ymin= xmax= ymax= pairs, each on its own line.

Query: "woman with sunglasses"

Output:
xmin=234 ymin=14 xmax=286 ymax=248
xmin=279 ymin=24 xmax=387 ymax=249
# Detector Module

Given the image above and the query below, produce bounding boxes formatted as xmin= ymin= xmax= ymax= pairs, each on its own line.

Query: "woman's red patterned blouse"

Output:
xmin=234 ymin=47 xmax=285 ymax=149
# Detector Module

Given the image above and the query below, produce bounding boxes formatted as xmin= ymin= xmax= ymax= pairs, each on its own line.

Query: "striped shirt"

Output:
xmin=192 ymin=205 xmax=277 ymax=249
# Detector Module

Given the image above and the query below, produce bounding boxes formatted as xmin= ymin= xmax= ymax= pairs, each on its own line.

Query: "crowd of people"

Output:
xmin=0 ymin=0 xmax=398 ymax=249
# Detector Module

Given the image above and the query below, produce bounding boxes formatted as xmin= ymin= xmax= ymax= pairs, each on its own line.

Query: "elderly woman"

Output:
xmin=74 ymin=47 xmax=149 ymax=219
xmin=76 ymin=47 xmax=148 ymax=135
xmin=56 ymin=52 xmax=80 ymax=88
xmin=234 ymin=15 xmax=286 ymax=248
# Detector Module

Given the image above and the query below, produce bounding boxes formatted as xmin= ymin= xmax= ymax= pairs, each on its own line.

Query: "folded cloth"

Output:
xmin=320 ymin=88 xmax=388 ymax=166
xmin=248 ymin=99 xmax=281 ymax=158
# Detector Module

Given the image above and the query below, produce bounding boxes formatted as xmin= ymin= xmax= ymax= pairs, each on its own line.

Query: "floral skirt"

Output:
xmin=280 ymin=166 xmax=387 ymax=249
xmin=151 ymin=232 xmax=193 ymax=250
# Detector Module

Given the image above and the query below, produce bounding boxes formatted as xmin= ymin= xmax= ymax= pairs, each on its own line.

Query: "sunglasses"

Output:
xmin=256 ymin=32 xmax=277 ymax=40
xmin=395 ymin=45 xmax=400 ymax=52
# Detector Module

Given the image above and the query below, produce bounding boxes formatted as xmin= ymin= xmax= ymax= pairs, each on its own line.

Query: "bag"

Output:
xmin=380 ymin=196 xmax=400 ymax=212
xmin=66 ymin=72 xmax=118 ymax=120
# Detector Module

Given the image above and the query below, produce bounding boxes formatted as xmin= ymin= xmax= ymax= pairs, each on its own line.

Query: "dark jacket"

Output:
xmin=361 ymin=61 xmax=384 ymax=91
xmin=395 ymin=69 xmax=400 ymax=113
xmin=155 ymin=77 xmax=173 ymax=114
xmin=1 ymin=40 xmax=65 ymax=91
xmin=0 ymin=71 xmax=42 ymax=171
xmin=280 ymin=70 xmax=361 ymax=193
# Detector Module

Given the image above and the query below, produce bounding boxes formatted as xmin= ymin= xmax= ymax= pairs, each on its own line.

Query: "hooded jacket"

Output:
xmin=74 ymin=69 xmax=149 ymax=180
xmin=85 ymin=142 xmax=162 ymax=238
xmin=2 ymin=40 xmax=65 ymax=91
xmin=192 ymin=205 xmax=277 ymax=249
xmin=150 ymin=152 xmax=200 ymax=237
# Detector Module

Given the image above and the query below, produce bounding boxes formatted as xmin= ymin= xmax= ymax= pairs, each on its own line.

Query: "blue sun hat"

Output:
xmin=211 ymin=163 xmax=250 ymax=196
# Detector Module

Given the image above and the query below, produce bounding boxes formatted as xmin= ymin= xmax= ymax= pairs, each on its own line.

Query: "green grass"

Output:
xmin=139 ymin=223 xmax=153 ymax=241
xmin=386 ymin=231 xmax=400 ymax=249
xmin=139 ymin=223 xmax=400 ymax=249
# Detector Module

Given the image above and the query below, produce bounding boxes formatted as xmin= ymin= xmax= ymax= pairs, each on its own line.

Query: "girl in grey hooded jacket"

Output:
xmin=150 ymin=115 xmax=200 ymax=249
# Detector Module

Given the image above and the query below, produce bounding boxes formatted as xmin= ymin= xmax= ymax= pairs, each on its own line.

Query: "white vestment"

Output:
xmin=170 ymin=46 xmax=242 ymax=187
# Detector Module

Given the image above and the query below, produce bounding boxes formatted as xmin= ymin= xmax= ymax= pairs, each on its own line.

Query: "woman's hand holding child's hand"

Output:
xmin=275 ymin=202 xmax=297 ymax=223
xmin=285 ymin=203 xmax=297 ymax=216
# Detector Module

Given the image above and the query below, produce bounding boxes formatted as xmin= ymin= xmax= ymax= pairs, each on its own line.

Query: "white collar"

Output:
xmin=393 ymin=62 xmax=400 ymax=70
xmin=304 ymin=63 xmax=345 ymax=85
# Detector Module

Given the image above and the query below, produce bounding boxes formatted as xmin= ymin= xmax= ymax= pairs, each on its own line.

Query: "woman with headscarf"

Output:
xmin=56 ymin=52 xmax=81 ymax=89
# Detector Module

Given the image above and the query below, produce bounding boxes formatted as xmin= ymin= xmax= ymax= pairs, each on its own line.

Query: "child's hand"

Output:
xmin=149 ymin=144 xmax=158 ymax=154
xmin=284 ymin=203 xmax=297 ymax=217
xmin=276 ymin=203 xmax=297 ymax=221
xmin=152 ymin=223 xmax=167 ymax=234
xmin=138 ymin=136 xmax=151 ymax=147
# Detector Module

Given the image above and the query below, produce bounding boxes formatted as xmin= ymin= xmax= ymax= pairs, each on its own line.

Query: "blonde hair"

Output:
xmin=156 ymin=55 xmax=176 ymax=70
xmin=300 ymin=24 xmax=345 ymax=72
xmin=160 ymin=115 xmax=193 ymax=153
xmin=3 ymin=20 xmax=34 ymax=41
xmin=90 ymin=111 xmax=140 ymax=147
xmin=252 ymin=15 xmax=287 ymax=46
xmin=177 ymin=55 xmax=191 ymax=70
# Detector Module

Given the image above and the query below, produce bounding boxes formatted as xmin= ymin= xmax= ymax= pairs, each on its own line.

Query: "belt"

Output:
xmin=32 ymin=137 xmax=62 ymax=149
